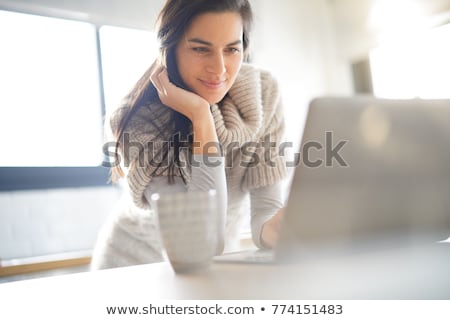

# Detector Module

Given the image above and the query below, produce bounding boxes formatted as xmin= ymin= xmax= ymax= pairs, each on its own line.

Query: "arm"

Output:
xmin=245 ymin=70 xmax=288 ymax=248
xmin=149 ymin=66 xmax=226 ymax=253
xmin=249 ymin=181 xmax=286 ymax=249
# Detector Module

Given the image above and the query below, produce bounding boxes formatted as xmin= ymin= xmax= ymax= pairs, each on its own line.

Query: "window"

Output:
xmin=0 ymin=10 xmax=157 ymax=190
xmin=0 ymin=10 xmax=103 ymax=167
xmin=370 ymin=23 xmax=450 ymax=99
xmin=99 ymin=25 xmax=157 ymax=115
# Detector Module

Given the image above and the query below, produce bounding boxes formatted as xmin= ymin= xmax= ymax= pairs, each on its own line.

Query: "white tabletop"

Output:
xmin=1 ymin=243 xmax=449 ymax=301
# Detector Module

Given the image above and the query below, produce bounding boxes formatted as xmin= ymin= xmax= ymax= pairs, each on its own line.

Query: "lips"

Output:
xmin=199 ymin=79 xmax=226 ymax=89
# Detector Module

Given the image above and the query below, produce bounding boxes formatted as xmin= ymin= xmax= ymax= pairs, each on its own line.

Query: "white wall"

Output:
xmin=251 ymin=0 xmax=352 ymax=152
xmin=0 ymin=186 xmax=122 ymax=261
xmin=249 ymin=0 xmax=353 ymax=199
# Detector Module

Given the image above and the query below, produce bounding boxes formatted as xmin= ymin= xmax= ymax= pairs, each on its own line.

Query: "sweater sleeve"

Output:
xmin=249 ymin=181 xmax=285 ymax=249
xmin=143 ymin=155 xmax=226 ymax=198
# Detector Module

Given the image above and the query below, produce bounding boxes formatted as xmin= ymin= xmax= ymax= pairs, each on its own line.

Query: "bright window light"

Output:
xmin=370 ymin=23 xmax=450 ymax=99
xmin=368 ymin=0 xmax=426 ymax=40
xmin=0 ymin=10 xmax=103 ymax=166
xmin=99 ymin=25 xmax=158 ymax=115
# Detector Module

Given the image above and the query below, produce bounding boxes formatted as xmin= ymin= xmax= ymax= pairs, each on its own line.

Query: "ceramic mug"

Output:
xmin=151 ymin=189 xmax=218 ymax=273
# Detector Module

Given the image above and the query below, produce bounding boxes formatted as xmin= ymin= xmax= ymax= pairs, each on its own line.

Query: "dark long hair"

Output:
xmin=111 ymin=0 xmax=253 ymax=182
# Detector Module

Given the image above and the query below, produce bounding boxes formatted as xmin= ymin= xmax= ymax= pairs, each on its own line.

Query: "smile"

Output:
xmin=199 ymin=79 xmax=226 ymax=89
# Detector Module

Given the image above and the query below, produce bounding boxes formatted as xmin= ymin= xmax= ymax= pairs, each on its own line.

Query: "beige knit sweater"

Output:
xmin=113 ymin=63 xmax=287 ymax=208
xmin=91 ymin=63 xmax=287 ymax=269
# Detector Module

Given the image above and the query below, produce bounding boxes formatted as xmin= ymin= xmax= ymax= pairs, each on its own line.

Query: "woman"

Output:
xmin=92 ymin=0 xmax=288 ymax=269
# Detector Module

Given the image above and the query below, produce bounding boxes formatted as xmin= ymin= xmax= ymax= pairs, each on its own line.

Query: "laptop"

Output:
xmin=214 ymin=96 xmax=450 ymax=264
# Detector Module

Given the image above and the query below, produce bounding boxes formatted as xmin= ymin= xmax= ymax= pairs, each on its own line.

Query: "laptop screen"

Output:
xmin=276 ymin=96 xmax=450 ymax=262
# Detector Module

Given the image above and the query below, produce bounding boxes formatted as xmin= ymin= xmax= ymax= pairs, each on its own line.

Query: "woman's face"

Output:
xmin=175 ymin=12 xmax=244 ymax=105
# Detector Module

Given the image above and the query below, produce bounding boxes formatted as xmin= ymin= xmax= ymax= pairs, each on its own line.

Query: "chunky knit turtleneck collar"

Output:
xmin=211 ymin=64 xmax=263 ymax=147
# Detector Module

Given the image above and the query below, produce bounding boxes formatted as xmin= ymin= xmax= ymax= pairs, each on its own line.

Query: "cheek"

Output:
xmin=175 ymin=48 xmax=193 ymax=81
xmin=228 ymin=58 xmax=243 ymax=78
xmin=178 ymin=56 xmax=201 ymax=82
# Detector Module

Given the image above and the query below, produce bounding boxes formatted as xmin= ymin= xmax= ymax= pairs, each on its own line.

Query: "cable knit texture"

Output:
xmin=110 ymin=63 xmax=287 ymax=209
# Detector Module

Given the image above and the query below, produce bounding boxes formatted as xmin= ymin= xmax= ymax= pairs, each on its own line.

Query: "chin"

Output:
xmin=202 ymin=92 xmax=227 ymax=105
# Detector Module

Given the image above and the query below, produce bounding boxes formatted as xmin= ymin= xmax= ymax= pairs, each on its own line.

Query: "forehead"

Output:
xmin=184 ymin=12 xmax=243 ymax=42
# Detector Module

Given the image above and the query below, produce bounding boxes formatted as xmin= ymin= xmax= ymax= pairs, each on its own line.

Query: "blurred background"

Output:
xmin=1 ymin=0 xmax=450 ymax=281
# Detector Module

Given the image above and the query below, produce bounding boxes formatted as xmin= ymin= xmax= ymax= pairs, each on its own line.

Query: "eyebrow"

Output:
xmin=186 ymin=38 xmax=242 ymax=47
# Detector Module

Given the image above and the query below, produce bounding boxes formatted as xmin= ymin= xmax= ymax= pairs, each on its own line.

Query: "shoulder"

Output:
xmin=109 ymin=99 xmax=172 ymax=135
xmin=108 ymin=104 xmax=128 ymax=135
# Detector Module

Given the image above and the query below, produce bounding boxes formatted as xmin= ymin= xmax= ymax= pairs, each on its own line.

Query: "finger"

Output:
xmin=157 ymin=69 xmax=170 ymax=85
xmin=150 ymin=71 xmax=163 ymax=94
xmin=157 ymin=69 xmax=170 ymax=96
xmin=150 ymin=66 xmax=164 ymax=95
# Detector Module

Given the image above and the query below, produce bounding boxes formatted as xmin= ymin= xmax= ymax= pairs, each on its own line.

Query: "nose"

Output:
xmin=205 ymin=52 xmax=226 ymax=76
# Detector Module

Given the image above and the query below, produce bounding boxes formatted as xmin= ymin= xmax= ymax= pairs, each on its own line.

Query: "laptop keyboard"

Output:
xmin=214 ymin=249 xmax=275 ymax=264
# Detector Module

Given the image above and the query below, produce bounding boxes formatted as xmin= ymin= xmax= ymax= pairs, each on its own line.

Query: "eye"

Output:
xmin=225 ymin=47 xmax=241 ymax=54
xmin=192 ymin=47 xmax=210 ymax=53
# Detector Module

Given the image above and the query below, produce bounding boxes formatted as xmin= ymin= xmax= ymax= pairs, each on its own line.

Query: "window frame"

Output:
xmin=0 ymin=167 xmax=111 ymax=191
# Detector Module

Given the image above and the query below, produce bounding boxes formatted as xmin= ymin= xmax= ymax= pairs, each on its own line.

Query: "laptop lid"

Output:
xmin=276 ymin=96 xmax=450 ymax=262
